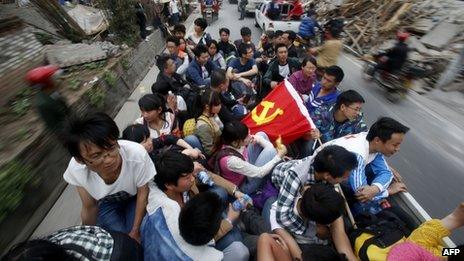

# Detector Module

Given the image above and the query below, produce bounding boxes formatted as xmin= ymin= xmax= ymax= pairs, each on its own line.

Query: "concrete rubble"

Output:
xmin=312 ymin=0 xmax=464 ymax=92
xmin=420 ymin=22 xmax=461 ymax=50
xmin=45 ymin=41 xmax=120 ymax=68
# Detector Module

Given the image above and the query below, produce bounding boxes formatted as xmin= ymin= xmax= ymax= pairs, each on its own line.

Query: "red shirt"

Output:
xmin=288 ymin=2 xmax=303 ymax=18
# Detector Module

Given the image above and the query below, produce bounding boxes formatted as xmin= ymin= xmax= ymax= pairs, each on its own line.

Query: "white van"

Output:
xmin=254 ymin=1 xmax=301 ymax=32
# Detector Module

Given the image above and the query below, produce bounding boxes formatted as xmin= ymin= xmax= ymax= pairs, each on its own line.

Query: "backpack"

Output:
xmin=182 ymin=115 xmax=214 ymax=138
xmin=207 ymin=146 xmax=245 ymax=173
xmin=349 ymin=210 xmax=411 ymax=261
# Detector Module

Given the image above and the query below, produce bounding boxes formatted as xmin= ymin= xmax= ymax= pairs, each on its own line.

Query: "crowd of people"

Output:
xmin=4 ymin=12 xmax=463 ymax=261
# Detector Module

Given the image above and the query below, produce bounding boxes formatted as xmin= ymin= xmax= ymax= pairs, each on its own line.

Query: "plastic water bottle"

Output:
xmin=197 ymin=171 xmax=214 ymax=186
xmin=232 ymin=194 xmax=252 ymax=211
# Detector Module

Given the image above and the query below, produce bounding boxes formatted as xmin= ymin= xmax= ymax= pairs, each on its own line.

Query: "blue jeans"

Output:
xmin=231 ymin=80 xmax=255 ymax=98
xmin=170 ymin=13 xmax=180 ymax=26
xmin=208 ymin=185 xmax=229 ymax=205
xmin=231 ymin=104 xmax=248 ymax=116
xmin=184 ymin=135 xmax=204 ymax=153
xmin=215 ymin=225 xmax=244 ymax=251
xmin=97 ymin=196 xmax=136 ymax=233
xmin=240 ymin=132 xmax=277 ymax=195
xmin=262 ymin=196 xmax=277 ymax=230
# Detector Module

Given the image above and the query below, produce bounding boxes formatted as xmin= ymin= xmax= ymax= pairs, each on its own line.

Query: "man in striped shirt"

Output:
xmin=306 ymin=65 xmax=343 ymax=114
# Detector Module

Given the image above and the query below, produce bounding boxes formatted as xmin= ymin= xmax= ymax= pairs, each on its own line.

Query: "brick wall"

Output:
xmin=0 ymin=23 xmax=44 ymax=107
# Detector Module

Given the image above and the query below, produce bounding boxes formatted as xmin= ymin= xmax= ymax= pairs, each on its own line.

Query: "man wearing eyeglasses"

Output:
xmin=62 ymin=112 xmax=156 ymax=244
xmin=310 ymin=90 xmax=368 ymax=143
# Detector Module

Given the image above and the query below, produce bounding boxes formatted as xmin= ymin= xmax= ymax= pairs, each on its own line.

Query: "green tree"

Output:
xmin=98 ymin=0 xmax=139 ymax=46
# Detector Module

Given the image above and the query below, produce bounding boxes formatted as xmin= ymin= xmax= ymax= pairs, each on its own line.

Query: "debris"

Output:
xmin=410 ymin=18 xmax=436 ymax=34
xmin=66 ymin=4 xmax=109 ymax=35
xmin=313 ymin=0 xmax=464 ymax=93
xmin=94 ymin=41 xmax=120 ymax=58
xmin=45 ymin=43 xmax=107 ymax=68
xmin=420 ymin=22 xmax=462 ymax=50
xmin=30 ymin=0 xmax=86 ymax=42
xmin=408 ymin=36 xmax=429 ymax=54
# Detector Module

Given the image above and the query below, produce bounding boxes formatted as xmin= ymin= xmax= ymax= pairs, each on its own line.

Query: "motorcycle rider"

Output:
xmin=375 ymin=31 xmax=410 ymax=74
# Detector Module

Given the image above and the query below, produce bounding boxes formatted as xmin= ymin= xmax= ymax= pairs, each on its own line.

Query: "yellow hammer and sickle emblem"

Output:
xmin=251 ymin=101 xmax=284 ymax=125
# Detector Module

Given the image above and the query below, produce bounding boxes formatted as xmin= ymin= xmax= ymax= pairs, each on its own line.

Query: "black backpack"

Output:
xmin=349 ymin=209 xmax=411 ymax=261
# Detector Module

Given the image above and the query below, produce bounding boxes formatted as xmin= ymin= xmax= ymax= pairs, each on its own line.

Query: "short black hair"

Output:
xmin=265 ymin=30 xmax=275 ymax=39
xmin=313 ymin=145 xmax=358 ymax=178
xmin=206 ymin=39 xmax=218 ymax=48
xmin=366 ymin=117 xmax=409 ymax=142
xmin=221 ymin=121 xmax=249 ymax=145
xmin=219 ymin=27 xmax=230 ymax=35
xmin=155 ymin=54 xmax=173 ymax=71
xmin=193 ymin=44 xmax=209 ymax=58
xmin=2 ymin=239 xmax=79 ymax=261
xmin=325 ymin=19 xmax=343 ymax=38
xmin=173 ymin=24 xmax=186 ymax=34
xmin=301 ymin=55 xmax=317 ymax=69
xmin=122 ymin=124 xmax=150 ymax=143
xmin=154 ymin=150 xmax=194 ymax=191
xmin=211 ymin=69 xmax=227 ymax=88
xmin=138 ymin=93 xmax=165 ymax=112
xmin=240 ymin=26 xmax=252 ymax=36
xmin=334 ymin=90 xmax=365 ymax=110
xmin=238 ymin=43 xmax=252 ymax=57
xmin=325 ymin=65 xmax=344 ymax=82
xmin=63 ymin=112 xmax=119 ymax=161
xmin=194 ymin=18 xmax=208 ymax=30
xmin=301 ymin=183 xmax=344 ymax=224
xmin=166 ymin=35 xmax=180 ymax=46
xmin=179 ymin=191 xmax=223 ymax=245
xmin=274 ymin=30 xmax=284 ymax=37
xmin=285 ymin=30 xmax=297 ymax=42
xmin=275 ymin=43 xmax=288 ymax=52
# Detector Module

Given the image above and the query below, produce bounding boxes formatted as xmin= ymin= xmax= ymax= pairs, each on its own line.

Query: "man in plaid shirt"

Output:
xmin=3 ymin=225 xmax=142 ymax=260
xmin=310 ymin=90 xmax=368 ymax=143
xmin=271 ymin=145 xmax=358 ymax=260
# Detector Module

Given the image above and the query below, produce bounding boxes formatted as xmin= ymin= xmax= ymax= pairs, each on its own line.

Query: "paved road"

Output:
xmin=213 ymin=0 xmax=464 ymax=242
xmin=205 ymin=2 xmax=262 ymax=45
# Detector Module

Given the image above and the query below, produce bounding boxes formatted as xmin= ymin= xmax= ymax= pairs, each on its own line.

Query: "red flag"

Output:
xmin=242 ymin=80 xmax=315 ymax=144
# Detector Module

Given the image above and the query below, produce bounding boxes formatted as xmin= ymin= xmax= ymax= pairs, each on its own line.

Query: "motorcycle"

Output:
xmin=363 ymin=54 xmax=427 ymax=102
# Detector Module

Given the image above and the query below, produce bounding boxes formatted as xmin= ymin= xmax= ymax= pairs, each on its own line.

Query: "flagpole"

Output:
xmin=335 ymin=184 xmax=357 ymax=229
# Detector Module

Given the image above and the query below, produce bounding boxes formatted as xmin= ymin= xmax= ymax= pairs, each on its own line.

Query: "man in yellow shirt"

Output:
xmin=309 ymin=24 xmax=343 ymax=75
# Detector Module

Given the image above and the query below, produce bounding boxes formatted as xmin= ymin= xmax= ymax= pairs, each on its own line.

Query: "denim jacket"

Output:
xmin=142 ymin=183 xmax=223 ymax=261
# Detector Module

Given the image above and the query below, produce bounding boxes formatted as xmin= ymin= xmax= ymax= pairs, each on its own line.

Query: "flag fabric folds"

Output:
xmin=242 ymin=80 xmax=315 ymax=144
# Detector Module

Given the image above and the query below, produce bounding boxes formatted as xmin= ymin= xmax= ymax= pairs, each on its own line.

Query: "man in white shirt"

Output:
xmin=315 ymin=117 xmax=409 ymax=215
xmin=63 ymin=112 xmax=156 ymax=243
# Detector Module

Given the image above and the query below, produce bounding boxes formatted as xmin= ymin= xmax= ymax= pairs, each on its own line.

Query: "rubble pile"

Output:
xmin=315 ymin=0 xmax=464 ymax=91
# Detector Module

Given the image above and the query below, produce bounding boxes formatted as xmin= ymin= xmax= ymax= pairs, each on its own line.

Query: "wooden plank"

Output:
xmin=380 ymin=2 xmax=413 ymax=32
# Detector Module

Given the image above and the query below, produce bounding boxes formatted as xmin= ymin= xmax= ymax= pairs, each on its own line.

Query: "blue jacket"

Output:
xmin=306 ymin=81 xmax=340 ymax=114
xmin=349 ymin=153 xmax=394 ymax=214
xmin=186 ymin=59 xmax=218 ymax=87
xmin=141 ymin=208 xmax=192 ymax=261
xmin=298 ymin=17 xmax=321 ymax=38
